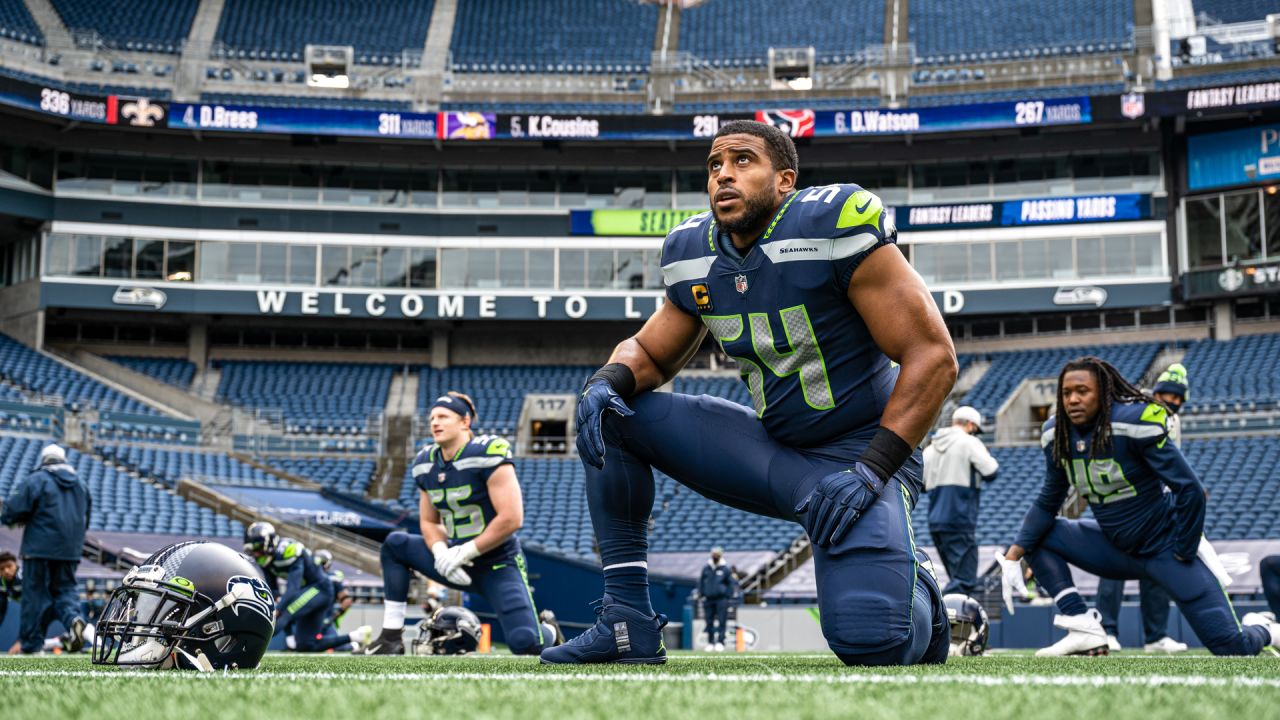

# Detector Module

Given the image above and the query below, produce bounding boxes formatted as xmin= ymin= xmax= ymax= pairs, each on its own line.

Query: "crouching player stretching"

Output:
xmin=996 ymin=356 xmax=1279 ymax=656
xmin=364 ymin=392 xmax=557 ymax=656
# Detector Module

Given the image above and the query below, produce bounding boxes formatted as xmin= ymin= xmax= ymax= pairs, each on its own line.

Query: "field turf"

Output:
xmin=1 ymin=652 xmax=1277 ymax=720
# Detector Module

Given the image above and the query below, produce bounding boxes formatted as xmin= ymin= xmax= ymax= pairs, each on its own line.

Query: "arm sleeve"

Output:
xmin=1012 ymin=451 xmax=1070 ymax=554
xmin=968 ymin=439 xmax=1000 ymax=479
xmin=277 ymin=558 xmax=307 ymax=611
xmin=0 ymin=475 xmax=36 ymax=526
xmin=1143 ymin=432 xmax=1205 ymax=560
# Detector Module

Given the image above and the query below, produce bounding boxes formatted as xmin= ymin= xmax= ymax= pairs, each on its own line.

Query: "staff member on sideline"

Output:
xmin=699 ymin=546 xmax=733 ymax=651
xmin=0 ymin=444 xmax=91 ymax=654
xmin=0 ymin=551 xmax=21 ymax=653
xmin=923 ymin=406 xmax=999 ymax=595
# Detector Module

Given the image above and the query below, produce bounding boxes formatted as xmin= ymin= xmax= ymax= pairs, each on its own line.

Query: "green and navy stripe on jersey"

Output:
xmin=660 ymin=183 xmax=898 ymax=449
xmin=413 ymin=434 xmax=519 ymax=563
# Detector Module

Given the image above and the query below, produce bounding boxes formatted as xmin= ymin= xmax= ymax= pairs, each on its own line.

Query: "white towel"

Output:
xmin=1197 ymin=536 xmax=1232 ymax=588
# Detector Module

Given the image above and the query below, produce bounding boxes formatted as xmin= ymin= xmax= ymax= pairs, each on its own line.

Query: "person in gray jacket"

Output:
xmin=0 ymin=444 xmax=91 ymax=654
xmin=923 ymin=407 xmax=999 ymax=595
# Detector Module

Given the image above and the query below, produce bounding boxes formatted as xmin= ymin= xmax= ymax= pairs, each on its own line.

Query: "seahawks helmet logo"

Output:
xmin=226 ymin=575 xmax=274 ymax=620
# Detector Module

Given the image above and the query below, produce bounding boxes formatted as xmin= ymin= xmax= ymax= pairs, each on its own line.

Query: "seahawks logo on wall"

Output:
xmin=226 ymin=575 xmax=275 ymax=620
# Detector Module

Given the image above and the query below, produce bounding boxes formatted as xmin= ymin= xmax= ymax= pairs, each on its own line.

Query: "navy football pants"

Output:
xmin=381 ymin=531 xmax=548 ymax=655
xmin=590 ymin=392 xmax=948 ymax=666
xmin=279 ymin=579 xmax=350 ymax=652
xmin=1094 ymin=576 xmax=1173 ymax=643
xmin=703 ymin=597 xmax=729 ymax=645
xmin=19 ymin=559 xmax=80 ymax=654
xmin=1262 ymin=555 xmax=1280 ymax=616
xmin=1027 ymin=518 xmax=1268 ymax=655
xmin=931 ymin=529 xmax=979 ymax=596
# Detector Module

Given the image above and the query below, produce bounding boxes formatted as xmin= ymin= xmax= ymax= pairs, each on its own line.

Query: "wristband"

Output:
xmin=857 ymin=426 xmax=913 ymax=481
xmin=588 ymin=363 xmax=637 ymax=399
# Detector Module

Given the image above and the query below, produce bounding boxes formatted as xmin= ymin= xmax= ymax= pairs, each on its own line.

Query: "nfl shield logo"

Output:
xmin=437 ymin=472 xmax=447 ymax=484
xmin=1076 ymin=440 xmax=1086 ymax=453
xmin=1120 ymin=92 xmax=1145 ymax=119
xmin=735 ymin=274 xmax=749 ymax=294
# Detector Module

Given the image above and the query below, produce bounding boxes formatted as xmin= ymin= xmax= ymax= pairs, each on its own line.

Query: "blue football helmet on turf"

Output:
xmin=943 ymin=593 xmax=989 ymax=656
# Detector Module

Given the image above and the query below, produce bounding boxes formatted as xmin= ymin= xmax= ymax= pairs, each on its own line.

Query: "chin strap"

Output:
xmin=174 ymin=645 xmax=214 ymax=673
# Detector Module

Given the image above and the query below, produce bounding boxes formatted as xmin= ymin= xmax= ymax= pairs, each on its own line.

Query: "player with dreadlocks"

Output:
xmin=993 ymin=356 xmax=1280 ymax=656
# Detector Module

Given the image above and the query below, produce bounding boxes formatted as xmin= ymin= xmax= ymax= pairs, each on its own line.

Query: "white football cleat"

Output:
xmin=714 ymin=642 xmax=725 ymax=652
xmin=703 ymin=643 xmax=714 ymax=652
xmin=1242 ymin=613 xmax=1280 ymax=649
xmin=1143 ymin=636 xmax=1188 ymax=654
xmin=1035 ymin=609 xmax=1109 ymax=657
xmin=349 ymin=625 xmax=374 ymax=651
xmin=1106 ymin=634 xmax=1121 ymax=652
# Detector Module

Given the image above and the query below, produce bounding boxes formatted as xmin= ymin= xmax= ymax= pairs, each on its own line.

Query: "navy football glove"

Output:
xmin=575 ymin=380 xmax=635 ymax=469
xmin=795 ymin=462 xmax=887 ymax=547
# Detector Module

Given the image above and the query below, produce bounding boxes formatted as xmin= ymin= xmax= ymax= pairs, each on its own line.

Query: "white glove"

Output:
xmin=431 ymin=541 xmax=474 ymax=586
xmin=994 ymin=551 xmax=1029 ymax=614
xmin=1197 ymin=536 xmax=1232 ymax=588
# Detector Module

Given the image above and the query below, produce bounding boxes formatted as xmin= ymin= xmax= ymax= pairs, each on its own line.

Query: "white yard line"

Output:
xmin=0 ymin=669 xmax=1277 ymax=689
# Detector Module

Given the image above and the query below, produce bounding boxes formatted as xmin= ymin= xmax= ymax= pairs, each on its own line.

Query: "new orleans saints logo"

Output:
xmin=122 ymin=98 xmax=164 ymax=127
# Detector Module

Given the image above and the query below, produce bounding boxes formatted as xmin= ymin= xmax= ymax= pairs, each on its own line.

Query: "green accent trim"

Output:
xmin=167 ymin=577 xmax=195 ymax=597
xmin=282 ymin=542 xmax=301 ymax=560
xmin=491 ymin=564 xmax=507 ymax=570
xmin=287 ymin=586 xmax=320 ymax=615
xmin=428 ymin=446 xmax=438 ymax=462
xmin=515 ymin=553 xmax=543 ymax=646
xmin=706 ymin=220 xmax=717 ymax=252
xmin=835 ymin=189 xmax=883 ymax=230
xmin=805 ymin=607 xmax=821 ymax=624
xmin=486 ymin=438 xmax=511 ymax=456
xmin=902 ymin=485 xmax=920 ymax=628
xmin=1141 ymin=402 xmax=1168 ymax=428
xmin=760 ymin=191 xmax=799 ymax=242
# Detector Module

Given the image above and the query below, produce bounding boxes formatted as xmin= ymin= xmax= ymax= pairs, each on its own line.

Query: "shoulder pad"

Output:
xmin=279 ymin=540 xmax=305 ymax=562
xmin=1138 ymin=402 xmax=1168 ymax=429
xmin=485 ymin=436 xmax=512 ymax=457
xmin=791 ymin=184 xmax=888 ymax=236
xmin=661 ymin=211 xmax=715 ymax=261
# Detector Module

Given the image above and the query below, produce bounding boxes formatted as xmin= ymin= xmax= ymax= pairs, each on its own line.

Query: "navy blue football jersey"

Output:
xmin=1015 ymin=400 xmax=1205 ymax=558
xmin=412 ymin=434 xmax=519 ymax=562
xmin=661 ymin=184 xmax=899 ymax=448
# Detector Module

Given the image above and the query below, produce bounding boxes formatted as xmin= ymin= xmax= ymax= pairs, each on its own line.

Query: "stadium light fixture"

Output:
xmin=787 ymin=77 xmax=813 ymax=91
xmin=310 ymin=73 xmax=350 ymax=89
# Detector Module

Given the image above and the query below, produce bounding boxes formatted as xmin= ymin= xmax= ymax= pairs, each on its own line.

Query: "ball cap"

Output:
xmin=39 ymin=443 xmax=66 ymax=465
xmin=952 ymin=406 xmax=984 ymax=431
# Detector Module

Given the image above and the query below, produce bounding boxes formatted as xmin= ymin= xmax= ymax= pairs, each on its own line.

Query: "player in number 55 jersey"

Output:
xmin=364 ymin=392 xmax=557 ymax=656
xmin=542 ymin=120 xmax=959 ymax=666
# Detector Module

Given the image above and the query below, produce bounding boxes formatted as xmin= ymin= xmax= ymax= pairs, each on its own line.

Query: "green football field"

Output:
xmin=1 ymin=652 xmax=1278 ymax=720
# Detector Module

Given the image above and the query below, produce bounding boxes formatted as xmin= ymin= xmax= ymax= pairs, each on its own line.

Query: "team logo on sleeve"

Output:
xmin=691 ymin=284 xmax=713 ymax=312
xmin=735 ymin=274 xmax=749 ymax=294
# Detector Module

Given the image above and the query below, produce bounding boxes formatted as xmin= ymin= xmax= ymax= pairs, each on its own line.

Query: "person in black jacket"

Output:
xmin=0 ymin=444 xmax=91 ymax=654
xmin=698 ymin=546 xmax=733 ymax=651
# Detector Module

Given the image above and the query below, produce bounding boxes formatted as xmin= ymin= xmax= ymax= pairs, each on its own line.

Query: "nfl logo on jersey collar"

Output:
xmin=438 ymin=472 xmax=447 ymax=484
xmin=1076 ymin=440 xmax=1086 ymax=453
xmin=735 ymin=274 xmax=749 ymax=294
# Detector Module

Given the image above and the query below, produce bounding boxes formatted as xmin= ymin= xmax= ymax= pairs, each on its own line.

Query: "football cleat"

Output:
xmin=61 ymin=617 xmax=87 ymax=653
xmin=1035 ymin=609 xmax=1109 ymax=657
xmin=1242 ymin=613 xmax=1280 ymax=650
xmin=539 ymin=595 xmax=667 ymax=665
xmin=1142 ymin=636 xmax=1188 ymax=654
xmin=361 ymin=628 xmax=405 ymax=656
xmin=703 ymin=643 xmax=714 ymax=652
xmin=714 ymin=642 xmax=725 ymax=652
xmin=539 ymin=609 xmax=565 ymax=646
xmin=1106 ymin=634 xmax=1121 ymax=652
xmin=349 ymin=625 xmax=374 ymax=652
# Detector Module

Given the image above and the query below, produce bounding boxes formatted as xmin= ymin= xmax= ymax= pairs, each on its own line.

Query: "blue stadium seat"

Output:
xmin=260 ymin=456 xmax=376 ymax=494
xmin=0 ymin=0 xmax=42 ymax=46
xmin=908 ymin=0 xmax=1133 ymax=63
xmin=50 ymin=0 xmax=197 ymax=53
xmin=679 ymin=0 xmax=881 ymax=64
xmin=0 ymin=333 xmax=158 ymax=415
xmin=216 ymin=360 xmax=394 ymax=436
xmin=0 ymin=435 xmax=242 ymax=537
xmin=449 ymin=0 xmax=657 ymax=74
xmin=106 ymin=356 xmax=196 ymax=390
xmin=216 ymin=0 xmax=435 ymax=65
